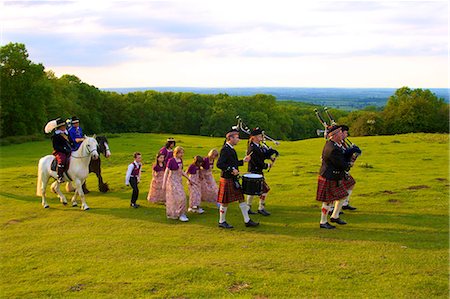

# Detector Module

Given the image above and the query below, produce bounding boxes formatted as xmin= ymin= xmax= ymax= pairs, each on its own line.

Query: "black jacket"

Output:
xmin=247 ymin=142 xmax=270 ymax=174
xmin=52 ymin=132 xmax=73 ymax=154
xmin=217 ymin=143 xmax=244 ymax=179
xmin=319 ymin=140 xmax=351 ymax=180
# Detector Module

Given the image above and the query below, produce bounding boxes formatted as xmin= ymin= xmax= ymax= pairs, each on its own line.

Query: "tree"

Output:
xmin=383 ymin=87 xmax=449 ymax=134
xmin=0 ymin=43 xmax=47 ymax=136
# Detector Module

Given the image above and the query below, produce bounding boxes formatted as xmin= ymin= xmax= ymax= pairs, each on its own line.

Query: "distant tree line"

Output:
xmin=1 ymin=43 xmax=448 ymax=141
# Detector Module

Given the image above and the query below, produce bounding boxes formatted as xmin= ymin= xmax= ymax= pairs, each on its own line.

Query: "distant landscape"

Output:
xmin=103 ymin=87 xmax=450 ymax=110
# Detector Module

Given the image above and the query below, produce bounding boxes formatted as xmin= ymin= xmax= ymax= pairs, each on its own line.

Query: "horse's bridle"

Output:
xmin=71 ymin=142 xmax=99 ymax=159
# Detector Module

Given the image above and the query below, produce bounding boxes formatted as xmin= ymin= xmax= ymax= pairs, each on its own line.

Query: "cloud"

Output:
xmin=2 ymin=0 xmax=448 ymax=87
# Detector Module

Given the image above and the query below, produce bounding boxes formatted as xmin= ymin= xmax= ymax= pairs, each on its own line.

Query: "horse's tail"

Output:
xmin=36 ymin=158 xmax=43 ymax=196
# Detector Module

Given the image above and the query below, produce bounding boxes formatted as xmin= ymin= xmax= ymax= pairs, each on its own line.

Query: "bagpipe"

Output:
xmin=314 ymin=107 xmax=362 ymax=162
xmin=233 ymin=116 xmax=280 ymax=170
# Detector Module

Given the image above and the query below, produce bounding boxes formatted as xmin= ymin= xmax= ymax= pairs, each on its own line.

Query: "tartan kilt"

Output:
xmin=316 ymin=176 xmax=349 ymax=203
xmin=342 ymin=174 xmax=356 ymax=190
xmin=217 ymin=178 xmax=244 ymax=204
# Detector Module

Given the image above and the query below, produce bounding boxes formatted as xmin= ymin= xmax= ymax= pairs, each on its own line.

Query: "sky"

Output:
xmin=1 ymin=0 xmax=448 ymax=88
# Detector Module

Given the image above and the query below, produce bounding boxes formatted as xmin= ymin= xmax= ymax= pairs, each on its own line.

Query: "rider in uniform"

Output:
xmin=68 ymin=116 xmax=85 ymax=151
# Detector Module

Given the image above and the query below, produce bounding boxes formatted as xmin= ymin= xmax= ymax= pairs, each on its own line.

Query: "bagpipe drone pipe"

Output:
xmin=314 ymin=108 xmax=362 ymax=163
xmin=233 ymin=116 xmax=280 ymax=170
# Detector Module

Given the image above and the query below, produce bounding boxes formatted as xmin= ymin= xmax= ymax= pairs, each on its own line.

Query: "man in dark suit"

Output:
xmin=316 ymin=125 xmax=353 ymax=229
xmin=216 ymin=129 xmax=258 ymax=229
xmin=246 ymin=128 xmax=275 ymax=216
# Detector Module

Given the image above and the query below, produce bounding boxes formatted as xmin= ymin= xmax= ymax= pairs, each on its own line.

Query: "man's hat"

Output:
xmin=56 ymin=118 xmax=66 ymax=127
xmin=166 ymin=137 xmax=175 ymax=142
xmin=250 ymin=127 xmax=263 ymax=136
xmin=44 ymin=117 xmax=66 ymax=133
xmin=71 ymin=116 xmax=80 ymax=123
xmin=327 ymin=125 xmax=341 ymax=136
xmin=339 ymin=125 xmax=349 ymax=132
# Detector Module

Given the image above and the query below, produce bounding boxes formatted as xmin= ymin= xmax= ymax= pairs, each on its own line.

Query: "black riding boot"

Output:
xmin=57 ymin=165 xmax=65 ymax=183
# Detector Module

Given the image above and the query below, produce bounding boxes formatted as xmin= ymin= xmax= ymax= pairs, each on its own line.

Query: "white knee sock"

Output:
xmin=343 ymin=190 xmax=352 ymax=206
xmin=320 ymin=202 xmax=332 ymax=224
xmin=258 ymin=194 xmax=267 ymax=210
xmin=239 ymin=202 xmax=250 ymax=223
xmin=219 ymin=205 xmax=227 ymax=223
xmin=331 ymin=200 xmax=345 ymax=219
xmin=247 ymin=195 xmax=254 ymax=208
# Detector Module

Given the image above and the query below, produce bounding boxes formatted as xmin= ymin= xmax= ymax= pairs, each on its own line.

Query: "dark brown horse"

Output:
xmin=82 ymin=136 xmax=111 ymax=193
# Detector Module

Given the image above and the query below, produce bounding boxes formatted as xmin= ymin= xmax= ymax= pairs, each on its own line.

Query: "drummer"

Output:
xmin=216 ymin=129 xmax=258 ymax=229
xmin=246 ymin=127 xmax=274 ymax=216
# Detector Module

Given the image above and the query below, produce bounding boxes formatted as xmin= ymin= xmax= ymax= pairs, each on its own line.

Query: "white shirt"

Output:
xmin=125 ymin=161 xmax=141 ymax=185
xmin=226 ymin=142 xmax=234 ymax=149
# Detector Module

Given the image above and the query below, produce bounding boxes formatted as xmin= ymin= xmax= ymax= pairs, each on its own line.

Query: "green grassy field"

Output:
xmin=0 ymin=133 xmax=448 ymax=298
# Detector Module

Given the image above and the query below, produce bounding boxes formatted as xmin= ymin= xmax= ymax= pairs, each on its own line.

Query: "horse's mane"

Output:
xmin=95 ymin=136 xmax=108 ymax=155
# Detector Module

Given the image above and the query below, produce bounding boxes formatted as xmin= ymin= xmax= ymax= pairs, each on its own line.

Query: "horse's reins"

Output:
xmin=71 ymin=144 xmax=98 ymax=159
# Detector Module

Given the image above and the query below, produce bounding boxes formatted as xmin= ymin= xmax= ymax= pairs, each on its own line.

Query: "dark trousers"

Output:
xmin=129 ymin=177 xmax=139 ymax=204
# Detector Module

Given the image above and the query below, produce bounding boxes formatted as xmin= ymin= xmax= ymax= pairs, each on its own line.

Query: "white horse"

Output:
xmin=36 ymin=136 xmax=99 ymax=210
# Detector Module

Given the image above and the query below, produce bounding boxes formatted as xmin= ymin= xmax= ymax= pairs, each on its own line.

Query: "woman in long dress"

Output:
xmin=163 ymin=146 xmax=192 ymax=222
xmin=147 ymin=153 xmax=166 ymax=204
xmin=200 ymin=149 xmax=219 ymax=203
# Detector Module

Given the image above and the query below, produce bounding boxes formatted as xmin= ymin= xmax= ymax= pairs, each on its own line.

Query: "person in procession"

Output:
xmin=340 ymin=125 xmax=358 ymax=211
xmin=51 ymin=118 xmax=74 ymax=183
xmin=246 ymin=127 xmax=275 ymax=216
xmin=68 ymin=116 xmax=85 ymax=151
xmin=162 ymin=146 xmax=193 ymax=222
xmin=147 ymin=153 xmax=166 ymax=204
xmin=216 ymin=129 xmax=258 ymax=229
xmin=316 ymin=125 xmax=353 ymax=229
xmin=159 ymin=138 xmax=176 ymax=164
xmin=187 ymin=155 xmax=205 ymax=214
xmin=125 ymin=152 xmax=143 ymax=208
xmin=200 ymin=149 xmax=219 ymax=204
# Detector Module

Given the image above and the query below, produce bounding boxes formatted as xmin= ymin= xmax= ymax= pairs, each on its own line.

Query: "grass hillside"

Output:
xmin=0 ymin=133 xmax=448 ymax=298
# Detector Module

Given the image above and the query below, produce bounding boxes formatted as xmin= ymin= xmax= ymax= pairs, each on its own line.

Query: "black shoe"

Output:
xmin=248 ymin=209 xmax=258 ymax=215
xmin=342 ymin=205 xmax=357 ymax=211
xmin=258 ymin=209 xmax=271 ymax=216
xmin=320 ymin=222 xmax=336 ymax=229
xmin=330 ymin=217 xmax=347 ymax=225
xmin=328 ymin=210 xmax=344 ymax=216
xmin=130 ymin=203 xmax=140 ymax=208
xmin=218 ymin=222 xmax=234 ymax=229
xmin=245 ymin=219 xmax=259 ymax=227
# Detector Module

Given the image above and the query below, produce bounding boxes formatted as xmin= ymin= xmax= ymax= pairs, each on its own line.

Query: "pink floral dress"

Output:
xmin=165 ymin=158 xmax=187 ymax=218
xmin=200 ymin=157 xmax=218 ymax=203
xmin=187 ymin=164 xmax=202 ymax=208
xmin=147 ymin=163 xmax=166 ymax=203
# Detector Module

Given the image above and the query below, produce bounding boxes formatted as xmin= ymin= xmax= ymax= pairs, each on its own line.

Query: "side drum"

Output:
xmin=242 ymin=173 xmax=263 ymax=195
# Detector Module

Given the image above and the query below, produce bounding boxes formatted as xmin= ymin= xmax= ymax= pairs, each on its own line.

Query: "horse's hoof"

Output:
xmin=62 ymin=202 xmax=67 ymax=206
xmin=44 ymin=205 xmax=49 ymax=209
xmin=82 ymin=207 xmax=90 ymax=211
xmin=72 ymin=203 xmax=78 ymax=207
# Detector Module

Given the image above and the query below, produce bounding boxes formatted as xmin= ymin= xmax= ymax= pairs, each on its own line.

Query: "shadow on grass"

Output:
xmin=2 ymin=192 xmax=447 ymax=250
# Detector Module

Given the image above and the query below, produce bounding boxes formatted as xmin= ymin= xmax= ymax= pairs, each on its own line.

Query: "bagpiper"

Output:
xmin=216 ymin=129 xmax=258 ymax=229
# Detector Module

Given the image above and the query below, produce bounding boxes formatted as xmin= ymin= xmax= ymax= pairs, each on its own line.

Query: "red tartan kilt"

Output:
xmin=217 ymin=178 xmax=244 ymax=203
xmin=342 ymin=174 xmax=356 ymax=190
xmin=316 ymin=176 xmax=349 ymax=202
